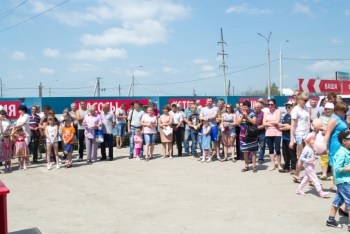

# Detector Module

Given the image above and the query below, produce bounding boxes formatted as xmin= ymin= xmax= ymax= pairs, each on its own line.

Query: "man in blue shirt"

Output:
xmin=326 ymin=129 xmax=350 ymax=230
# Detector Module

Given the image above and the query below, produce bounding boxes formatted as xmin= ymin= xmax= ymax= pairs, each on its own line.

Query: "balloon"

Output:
xmin=313 ymin=140 xmax=326 ymax=154
xmin=312 ymin=118 xmax=323 ymax=131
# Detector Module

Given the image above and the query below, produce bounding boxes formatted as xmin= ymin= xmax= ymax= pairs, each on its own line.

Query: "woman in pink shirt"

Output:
xmin=141 ymin=106 xmax=158 ymax=161
xmin=263 ymin=99 xmax=285 ymax=172
xmin=82 ymin=105 xmax=102 ymax=163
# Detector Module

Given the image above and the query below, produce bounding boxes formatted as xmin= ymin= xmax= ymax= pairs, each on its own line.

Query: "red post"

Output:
xmin=0 ymin=180 xmax=10 ymax=234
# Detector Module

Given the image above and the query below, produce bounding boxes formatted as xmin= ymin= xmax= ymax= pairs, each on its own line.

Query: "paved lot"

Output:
xmin=1 ymin=146 xmax=346 ymax=234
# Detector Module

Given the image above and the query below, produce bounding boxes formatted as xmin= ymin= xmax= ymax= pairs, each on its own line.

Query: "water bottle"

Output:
xmin=95 ymin=126 xmax=104 ymax=143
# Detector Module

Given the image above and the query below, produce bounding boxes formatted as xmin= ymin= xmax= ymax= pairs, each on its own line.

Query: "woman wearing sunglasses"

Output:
xmin=221 ymin=103 xmax=237 ymax=161
xmin=289 ymin=92 xmax=311 ymax=183
xmin=324 ymin=101 xmax=349 ymax=192
xmin=263 ymin=99 xmax=285 ymax=172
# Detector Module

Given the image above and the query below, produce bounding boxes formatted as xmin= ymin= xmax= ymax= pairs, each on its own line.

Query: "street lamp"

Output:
xmin=280 ymin=40 xmax=289 ymax=96
xmin=128 ymin=66 xmax=143 ymax=96
xmin=258 ymin=32 xmax=272 ymax=98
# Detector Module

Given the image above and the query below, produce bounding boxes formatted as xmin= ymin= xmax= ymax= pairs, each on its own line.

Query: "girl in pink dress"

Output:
xmin=2 ymin=134 xmax=13 ymax=172
xmin=11 ymin=127 xmax=30 ymax=170
xmin=133 ymin=129 xmax=143 ymax=162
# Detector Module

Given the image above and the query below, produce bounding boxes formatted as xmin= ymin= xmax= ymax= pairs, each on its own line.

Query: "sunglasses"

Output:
xmin=302 ymin=99 xmax=309 ymax=102
xmin=325 ymin=108 xmax=332 ymax=111
xmin=268 ymin=104 xmax=274 ymax=106
xmin=286 ymin=106 xmax=291 ymax=109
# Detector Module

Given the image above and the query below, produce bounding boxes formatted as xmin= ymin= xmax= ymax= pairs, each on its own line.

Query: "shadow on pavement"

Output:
xmin=10 ymin=228 xmax=42 ymax=234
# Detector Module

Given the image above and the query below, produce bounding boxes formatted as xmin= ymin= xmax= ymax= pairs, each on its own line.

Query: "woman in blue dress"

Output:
xmin=237 ymin=100 xmax=258 ymax=173
xmin=324 ymin=101 xmax=349 ymax=192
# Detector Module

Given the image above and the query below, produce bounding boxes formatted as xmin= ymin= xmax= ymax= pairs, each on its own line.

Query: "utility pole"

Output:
xmin=217 ymin=28 xmax=228 ymax=96
xmin=39 ymin=82 xmax=43 ymax=97
xmin=49 ymin=87 xmax=51 ymax=97
xmin=193 ymin=89 xmax=197 ymax=96
xmin=158 ymin=87 xmax=161 ymax=96
xmin=118 ymin=85 xmax=121 ymax=96
xmin=97 ymin=77 xmax=101 ymax=97
xmin=132 ymin=74 xmax=134 ymax=96
xmin=232 ymin=86 xmax=235 ymax=96
xmin=227 ymin=80 xmax=230 ymax=96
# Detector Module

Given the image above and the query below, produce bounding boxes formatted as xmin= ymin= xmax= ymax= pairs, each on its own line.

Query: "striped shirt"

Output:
xmin=29 ymin=114 xmax=41 ymax=136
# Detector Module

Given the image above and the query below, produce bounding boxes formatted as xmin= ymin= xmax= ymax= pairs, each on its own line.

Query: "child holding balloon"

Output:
xmin=296 ymin=133 xmax=329 ymax=197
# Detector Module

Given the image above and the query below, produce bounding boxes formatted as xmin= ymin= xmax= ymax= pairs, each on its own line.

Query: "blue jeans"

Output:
xmin=101 ymin=133 xmax=113 ymax=159
xmin=184 ymin=128 xmax=191 ymax=154
xmin=257 ymin=129 xmax=266 ymax=161
xmin=129 ymin=127 xmax=143 ymax=156
xmin=189 ymin=129 xmax=198 ymax=154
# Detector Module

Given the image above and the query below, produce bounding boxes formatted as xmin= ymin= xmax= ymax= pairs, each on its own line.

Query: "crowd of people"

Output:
xmin=1 ymin=92 xmax=350 ymax=229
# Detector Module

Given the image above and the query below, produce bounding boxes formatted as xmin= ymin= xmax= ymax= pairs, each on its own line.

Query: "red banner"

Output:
xmin=0 ymin=101 xmax=20 ymax=119
xmin=299 ymin=78 xmax=341 ymax=93
xmin=168 ymin=98 xmax=207 ymax=109
xmin=342 ymin=80 xmax=350 ymax=94
xmin=75 ymin=99 xmax=149 ymax=114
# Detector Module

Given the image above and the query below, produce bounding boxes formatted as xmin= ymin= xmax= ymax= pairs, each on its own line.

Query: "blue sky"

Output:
xmin=0 ymin=0 xmax=349 ymax=97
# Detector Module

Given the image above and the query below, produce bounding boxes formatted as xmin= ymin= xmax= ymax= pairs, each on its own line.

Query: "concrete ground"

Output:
xmin=1 ymin=145 xmax=347 ymax=234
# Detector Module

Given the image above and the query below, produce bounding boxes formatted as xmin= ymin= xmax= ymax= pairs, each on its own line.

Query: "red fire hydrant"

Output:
xmin=0 ymin=180 xmax=10 ymax=234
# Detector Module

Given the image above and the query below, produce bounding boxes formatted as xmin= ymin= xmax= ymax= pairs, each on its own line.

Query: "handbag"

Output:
xmin=244 ymin=124 xmax=258 ymax=139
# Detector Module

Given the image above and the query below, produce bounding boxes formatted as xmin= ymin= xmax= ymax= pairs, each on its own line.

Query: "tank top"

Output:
xmin=46 ymin=125 xmax=58 ymax=143
xmin=78 ymin=109 xmax=88 ymax=130
xmin=223 ymin=113 xmax=234 ymax=129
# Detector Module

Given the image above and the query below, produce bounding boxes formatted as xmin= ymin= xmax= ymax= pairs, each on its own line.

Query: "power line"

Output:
xmin=134 ymin=79 xmax=157 ymax=94
xmin=0 ymin=0 xmax=70 ymax=33
xmin=0 ymin=0 xmax=28 ymax=21
xmin=138 ymin=59 xmax=279 ymax=86
xmin=284 ymin=58 xmax=350 ymax=61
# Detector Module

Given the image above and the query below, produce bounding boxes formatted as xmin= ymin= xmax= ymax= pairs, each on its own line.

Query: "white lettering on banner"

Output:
xmin=84 ymin=102 xmax=118 ymax=113
xmin=325 ymin=83 xmax=338 ymax=89
xmin=171 ymin=101 xmax=191 ymax=109
xmin=2 ymin=105 xmax=16 ymax=117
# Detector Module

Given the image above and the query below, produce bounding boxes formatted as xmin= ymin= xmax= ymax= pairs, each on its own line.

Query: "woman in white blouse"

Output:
xmin=169 ymin=104 xmax=184 ymax=156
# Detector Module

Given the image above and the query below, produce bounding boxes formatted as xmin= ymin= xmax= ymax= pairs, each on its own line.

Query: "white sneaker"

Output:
xmin=23 ymin=165 xmax=27 ymax=170
xmin=56 ymin=164 xmax=60 ymax=169
xmin=47 ymin=165 xmax=52 ymax=170
xmin=137 ymin=157 xmax=141 ymax=162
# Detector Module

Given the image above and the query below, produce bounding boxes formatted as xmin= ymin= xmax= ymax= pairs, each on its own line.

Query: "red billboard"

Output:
xmin=168 ymin=98 xmax=207 ymax=109
xmin=342 ymin=80 xmax=350 ymax=94
xmin=299 ymin=78 xmax=342 ymax=93
xmin=75 ymin=99 xmax=149 ymax=114
xmin=0 ymin=101 xmax=20 ymax=119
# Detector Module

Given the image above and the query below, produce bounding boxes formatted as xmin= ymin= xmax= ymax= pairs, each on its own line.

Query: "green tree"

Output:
xmin=264 ymin=83 xmax=280 ymax=96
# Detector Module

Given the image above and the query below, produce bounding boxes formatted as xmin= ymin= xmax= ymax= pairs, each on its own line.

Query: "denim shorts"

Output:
xmin=116 ymin=123 xmax=126 ymax=137
xmin=332 ymin=183 xmax=350 ymax=210
xmin=294 ymin=133 xmax=306 ymax=146
xmin=64 ymin=144 xmax=74 ymax=153
xmin=221 ymin=127 xmax=236 ymax=137
xmin=46 ymin=142 xmax=58 ymax=146
xmin=144 ymin=134 xmax=156 ymax=145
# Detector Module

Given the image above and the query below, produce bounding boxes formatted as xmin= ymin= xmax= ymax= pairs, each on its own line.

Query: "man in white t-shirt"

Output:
xmin=115 ymin=103 xmax=127 ymax=149
xmin=308 ymin=99 xmax=321 ymax=123
xmin=200 ymin=97 xmax=220 ymax=161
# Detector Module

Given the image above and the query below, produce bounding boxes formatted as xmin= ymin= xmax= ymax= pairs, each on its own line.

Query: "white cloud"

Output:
xmin=68 ymin=63 xmax=98 ymax=72
xmin=345 ymin=9 xmax=350 ymax=16
xmin=39 ymin=68 xmax=55 ymax=74
xmin=67 ymin=48 xmax=127 ymax=61
xmin=30 ymin=1 xmax=190 ymax=47
xmin=126 ymin=70 xmax=151 ymax=77
xmin=331 ymin=37 xmax=342 ymax=44
xmin=292 ymin=3 xmax=314 ymax=17
xmin=202 ymin=65 xmax=215 ymax=71
xmin=11 ymin=50 xmax=26 ymax=60
xmin=200 ymin=72 xmax=217 ymax=78
xmin=42 ymin=48 xmax=60 ymax=58
xmin=225 ymin=4 xmax=272 ymax=14
xmin=307 ymin=60 xmax=350 ymax=73
xmin=163 ymin=67 xmax=178 ymax=73
xmin=30 ymin=1 xmax=53 ymax=13
xmin=194 ymin=58 xmax=208 ymax=64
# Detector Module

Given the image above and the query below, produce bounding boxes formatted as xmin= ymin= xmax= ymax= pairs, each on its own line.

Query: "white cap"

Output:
xmin=325 ymin=103 xmax=334 ymax=109
xmin=284 ymin=101 xmax=293 ymax=106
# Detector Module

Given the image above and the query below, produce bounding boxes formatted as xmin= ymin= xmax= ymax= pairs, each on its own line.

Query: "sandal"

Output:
xmin=330 ymin=187 xmax=337 ymax=193
xmin=241 ymin=167 xmax=249 ymax=172
xmin=269 ymin=167 xmax=276 ymax=171
xmin=253 ymin=167 xmax=257 ymax=173
xmin=319 ymin=175 xmax=327 ymax=180
xmin=217 ymin=157 xmax=223 ymax=162
xmin=293 ymin=176 xmax=301 ymax=183
xmin=231 ymin=158 xmax=237 ymax=163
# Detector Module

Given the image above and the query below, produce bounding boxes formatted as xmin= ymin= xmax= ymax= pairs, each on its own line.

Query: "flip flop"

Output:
xmin=293 ymin=176 xmax=301 ymax=183
xmin=269 ymin=167 xmax=276 ymax=171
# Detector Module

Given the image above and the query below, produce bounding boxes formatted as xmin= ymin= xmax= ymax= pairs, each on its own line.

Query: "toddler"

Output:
xmin=134 ymin=129 xmax=143 ymax=162
xmin=1 ymin=134 xmax=12 ymax=172
xmin=199 ymin=120 xmax=211 ymax=163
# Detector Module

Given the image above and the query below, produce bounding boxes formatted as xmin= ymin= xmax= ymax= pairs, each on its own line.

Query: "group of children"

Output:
xmin=0 ymin=116 xmax=76 ymax=172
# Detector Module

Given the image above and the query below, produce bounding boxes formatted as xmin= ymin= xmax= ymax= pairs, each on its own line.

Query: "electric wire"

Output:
xmin=0 ymin=0 xmax=28 ymax=21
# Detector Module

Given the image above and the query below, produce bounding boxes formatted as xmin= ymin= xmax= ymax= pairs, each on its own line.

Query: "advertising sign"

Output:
xmin=0 ymin=101 xmax=20 ymax=119
xmin=75 ymin=99 xmax=149 ymax=113
xmin=168 ymin=98 xmax=207 ymax=109
xmin=336 ymin=71 xmax=350 ymax=80
xmin=298 ymin=78 xmax=342 ymax=93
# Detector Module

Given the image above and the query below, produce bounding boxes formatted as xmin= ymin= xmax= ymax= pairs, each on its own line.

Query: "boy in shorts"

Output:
xmin=326 ymin=129 xmax=350 ymax=230
xmin=62 ymin=118 xmax=75 ymax=168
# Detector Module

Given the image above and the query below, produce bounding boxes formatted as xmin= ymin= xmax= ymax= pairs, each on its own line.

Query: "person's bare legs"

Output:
xmin=145 ymin=145 xmax=150 ymax=159
xmin=222 ymin=135 xmax=228 ymax=160
xmin=214 ymin=142 xmax=221 ymax=160
xmin=150 ymin=144 xmax=154 ymax=157
xmin=168 ymin=143 xmax=173 ymax=158
xmin=53 ymin=145 xmax=59 ymax=168
xmin=277 ymin=155 xmax=283 ymax=170
xmin=46 ymin=145 xmax=52 ymax=167
xmin=161 ymin=143 xmax=166 ymax=158
xmin=251 ymin=151 xmax=257 ymax=168
xmin=244 ymin=152 xmax=249 ymax=168
xmin=229 ymin=136 xmax=236 ymax=160
xmin=270 ymin=153 xmax=276 ymax=169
